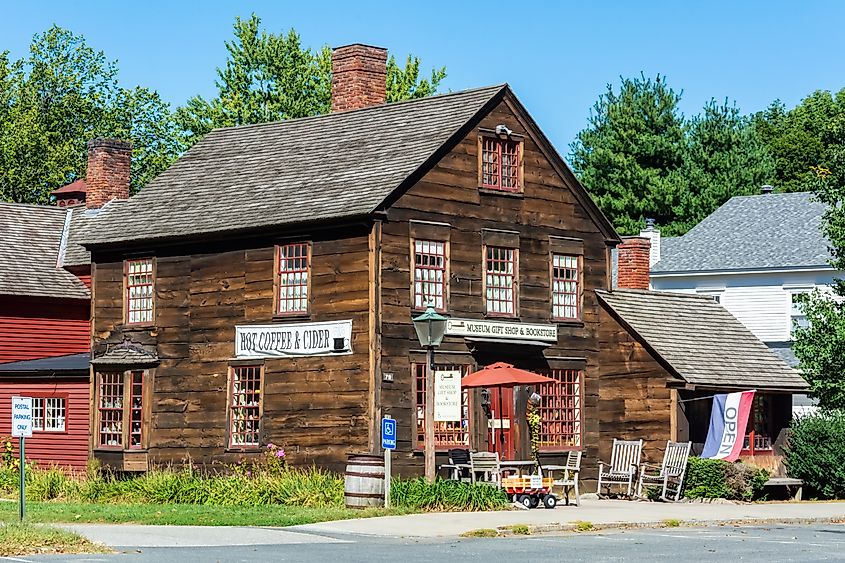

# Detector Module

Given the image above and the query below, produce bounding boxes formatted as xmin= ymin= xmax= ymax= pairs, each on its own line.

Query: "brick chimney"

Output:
xmin=86 ymin=139 xmax=131 ymax=209
xmin=331 ymin=44 xmax=387 ymax=112
xmin=617 ymin=236 xmax=651 ymax=290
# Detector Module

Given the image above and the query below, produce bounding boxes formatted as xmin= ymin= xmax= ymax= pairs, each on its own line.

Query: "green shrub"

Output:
xmin=683 ymin=457 xmax=768 ymax=501
xmin=784 ymin=411 xmax=845 ymax=499
xmin=390 ymin=477 xmax=508 ymax=511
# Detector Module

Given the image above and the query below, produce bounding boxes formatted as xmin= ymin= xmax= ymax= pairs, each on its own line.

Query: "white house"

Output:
xmin=647 ymin=191 xmax=833 ymax=414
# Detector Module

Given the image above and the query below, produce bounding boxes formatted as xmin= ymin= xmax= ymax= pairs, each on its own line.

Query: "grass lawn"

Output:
xmin=0 ymin=501 xmax=414 ymax=526
xmin=0 ymin=522 xmax=110 ymax=556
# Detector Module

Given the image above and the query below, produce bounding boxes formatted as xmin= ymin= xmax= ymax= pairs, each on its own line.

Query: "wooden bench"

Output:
xmin=764 ymin=477 xmax=804 ymax=500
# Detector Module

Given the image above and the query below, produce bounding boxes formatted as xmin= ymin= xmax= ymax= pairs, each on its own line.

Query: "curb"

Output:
xmin=490 ymin=515 xmax=845 ymax=538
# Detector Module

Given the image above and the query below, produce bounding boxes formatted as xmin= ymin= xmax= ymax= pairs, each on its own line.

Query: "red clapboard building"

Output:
xmin=0 ymin=141 xmax=129 ymax=469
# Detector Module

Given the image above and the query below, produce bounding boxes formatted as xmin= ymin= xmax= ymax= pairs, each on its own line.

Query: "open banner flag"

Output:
xmin=701 ymin=391 xmax=755 ymax=462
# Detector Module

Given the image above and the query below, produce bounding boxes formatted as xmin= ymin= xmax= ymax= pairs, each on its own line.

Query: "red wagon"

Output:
xmin=501 ymin=475 xmax=557 ymax=509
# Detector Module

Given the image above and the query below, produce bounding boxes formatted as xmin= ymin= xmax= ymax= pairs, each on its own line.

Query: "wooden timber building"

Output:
xmin=79 ymin=44 xmax=805 ymax=484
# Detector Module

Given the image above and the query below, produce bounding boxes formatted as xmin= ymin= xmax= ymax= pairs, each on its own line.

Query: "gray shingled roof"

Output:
xmin=0 ymin=202 xmax=89 ymax=299
xmin=0 ymin=353 xmax=89 ymax=374
xmin=652 ymin=192 xmax=831 ymax=274
xmin=62 ymin=205 xmax=101 ymax=267
xmin=597 ymin=289 xmax=808 ymax=391
xmin=83 ymin=85 xmax=507 ymax=246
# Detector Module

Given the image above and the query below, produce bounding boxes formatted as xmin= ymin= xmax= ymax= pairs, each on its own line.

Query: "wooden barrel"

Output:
xmin=344 ymin=454 xmax=385 ymax=508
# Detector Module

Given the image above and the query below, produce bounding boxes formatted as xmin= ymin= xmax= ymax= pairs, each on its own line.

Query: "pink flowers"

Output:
xmin=275 ymin=449 xmax=285 ymax=458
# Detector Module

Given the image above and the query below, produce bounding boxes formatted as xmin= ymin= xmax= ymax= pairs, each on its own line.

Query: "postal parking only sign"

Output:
xmin=11 ymin=396 xmax=33 ymax=438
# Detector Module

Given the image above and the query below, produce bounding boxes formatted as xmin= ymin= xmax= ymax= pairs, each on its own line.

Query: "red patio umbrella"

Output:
xmin=461 ymin=362 xmax=556 ymax=456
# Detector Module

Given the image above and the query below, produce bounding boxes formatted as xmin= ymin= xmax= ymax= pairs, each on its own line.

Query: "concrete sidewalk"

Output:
xmin=292 ymin=499 xmax=845 ymax=538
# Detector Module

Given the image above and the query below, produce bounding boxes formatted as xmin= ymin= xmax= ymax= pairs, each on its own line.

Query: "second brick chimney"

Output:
xmin=617 ymin=236 xmax=652 ymax=290
xmin=86 ymin=139 xmax=131 ymax=209
xmin=331 ymin=44 xmax=387 ymax=113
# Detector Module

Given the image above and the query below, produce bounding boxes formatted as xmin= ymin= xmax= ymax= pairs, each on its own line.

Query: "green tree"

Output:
xmin=675 ymin=99 xmax=775 ymax=232
xmin=754 ymin=89 xmax=845 ymax=192
xmin=0 ymin=26 xmax=184 ymax=204
xmin=793 ymin=146 xmax=845 ymax=410
xmin=569 ymin=75 xmax=687 ymax=235
xmin=175 ymin=14 xmax=446 ymax=146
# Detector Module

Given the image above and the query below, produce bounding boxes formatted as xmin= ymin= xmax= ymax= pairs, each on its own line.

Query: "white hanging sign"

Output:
xmin=434 ymin=370 xmax=462 ymax=422
xmin=11 ymin=396 xmax=32 ymax=438
xmin=235 ymin=320 xmax=353 ymax=358
xmin=446 ymin=318 xmax=558 ymax=343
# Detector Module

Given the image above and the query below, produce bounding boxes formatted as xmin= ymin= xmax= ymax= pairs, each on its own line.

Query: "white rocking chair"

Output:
xmin=637 ymin=441 xmax=692 ymax=501
xmin=597 ymin=439 xmax=643 ymax=497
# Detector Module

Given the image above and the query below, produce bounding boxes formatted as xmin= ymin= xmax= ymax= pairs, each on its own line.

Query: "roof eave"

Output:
xmin=651 ymin=264 xmax=835 ymax=277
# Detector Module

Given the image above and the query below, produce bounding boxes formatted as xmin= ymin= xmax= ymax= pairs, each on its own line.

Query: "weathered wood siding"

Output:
xmin=596 ymin=305 xmax=674 ymax=489
xmin=92 ymin=230 xmax=372 ymax=471
xmin=376 ymin=98 xmax=612 ymax=475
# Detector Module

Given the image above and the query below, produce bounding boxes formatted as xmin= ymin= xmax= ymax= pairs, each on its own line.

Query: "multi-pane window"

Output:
xmin=98 ymin=372 xmax=125 ymax=448
xmin=485 ymin=246 xmax=517 ymax=315
xmin=31 ymin=397 xmax=66 ymax=432
xmin=481 ymin=137 xmax=520 ymax=191
xmin=415 ymin=364 xmax=470 ymax=448
xmin=537 ymin=369 xmax=582 ymax=449
xmin=129 ymin=371 xmax=144 ymax=448
xmin=277 ymin=243 xmax=310 ymax=314
xmin=552 ymin=254 xmax=580 ymax=320
xmin=229 ymin=365 xmax=262 ymax=447
xmin=790 ymin=292 xmax=809 ymax=332
xmin=743 ymin=394 xmax=773 ymax=454
xmin=96 ymin=370 xmax=146 ymax=449
xmin=413 ymin=240 xmax=447 ymax=310
xmin=126 ymin=258 xmax=154 ymax=324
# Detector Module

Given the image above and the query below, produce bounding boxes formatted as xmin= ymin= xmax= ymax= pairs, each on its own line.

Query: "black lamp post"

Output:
xmin=412 ymin=306 xmax=449 ymax=482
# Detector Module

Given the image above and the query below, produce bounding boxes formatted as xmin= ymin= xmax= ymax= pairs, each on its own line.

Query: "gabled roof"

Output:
xmin=82 ymin=85 xmax=619 ymax=247
xmin=597 ymin=289 xmax=808 ymax=392
xmin=652 ymin=192 xmax=830 ymax=274
xmin=0 ymin=202 xmax=89 ymax=300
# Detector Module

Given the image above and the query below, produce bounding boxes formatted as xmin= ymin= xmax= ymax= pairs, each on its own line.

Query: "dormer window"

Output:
xmin=480 ymin=135 xmax=521 ymax=192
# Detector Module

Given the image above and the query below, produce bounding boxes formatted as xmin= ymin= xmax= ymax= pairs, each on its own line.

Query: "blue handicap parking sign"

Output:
xmin=381 ymin=417 xmax=396 ymax=450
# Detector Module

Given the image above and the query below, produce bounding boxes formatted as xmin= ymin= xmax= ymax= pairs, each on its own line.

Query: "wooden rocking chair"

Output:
xmin=597 ymin=439 xmax=643 ymax=497
xmin=637 ymin=441 xmax=692 ymax=501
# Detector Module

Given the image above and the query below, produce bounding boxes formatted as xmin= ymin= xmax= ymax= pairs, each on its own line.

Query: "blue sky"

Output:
xmin=3 ymin=1 xmax=844 ymax=153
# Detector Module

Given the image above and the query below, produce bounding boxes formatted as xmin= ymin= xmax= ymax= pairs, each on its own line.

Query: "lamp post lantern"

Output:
xmin=412 ymin=306 xmax=448 ymax=482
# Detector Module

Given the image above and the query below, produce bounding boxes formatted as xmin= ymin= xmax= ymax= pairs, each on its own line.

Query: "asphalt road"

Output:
xmin=10 ymin=524 xmax=845 ymax=562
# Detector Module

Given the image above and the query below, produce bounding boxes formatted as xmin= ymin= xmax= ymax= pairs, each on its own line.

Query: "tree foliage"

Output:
xmin=0 ymin=26 xmax=184 ymax=204
xmin=570 ymin=75 xmax=686 ymax=235
xmin=175 ymin=14 xmax=446 ymax=146
xmin=753 ymin=89 xmax=845 ymax=193
xmin=793 ymin=141 xmax=845 ymax=410
xmin=676 ymin=99 xmax=775 ymax=233
xmin=571 ymin=76 xmax=775 ymax=236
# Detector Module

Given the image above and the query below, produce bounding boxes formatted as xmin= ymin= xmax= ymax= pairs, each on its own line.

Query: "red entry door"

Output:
xmin=488 ymin=387 xmax=516 ymax=460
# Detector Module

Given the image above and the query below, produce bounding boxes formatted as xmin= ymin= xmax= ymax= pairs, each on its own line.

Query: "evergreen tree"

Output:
xmin=569 ymin=75 xmax=686 ymax=235
xmin=675 ymin=99 xmax=775 ymax=232
xmin=175 ymin=14 xmax=446 ymax=146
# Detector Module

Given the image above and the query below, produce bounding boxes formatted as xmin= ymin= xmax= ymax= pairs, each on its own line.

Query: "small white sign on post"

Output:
xmin=11 ymin=396 xmax=32 ymax=438
xmin=434 ymin=370 xmax=461 ymax=422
